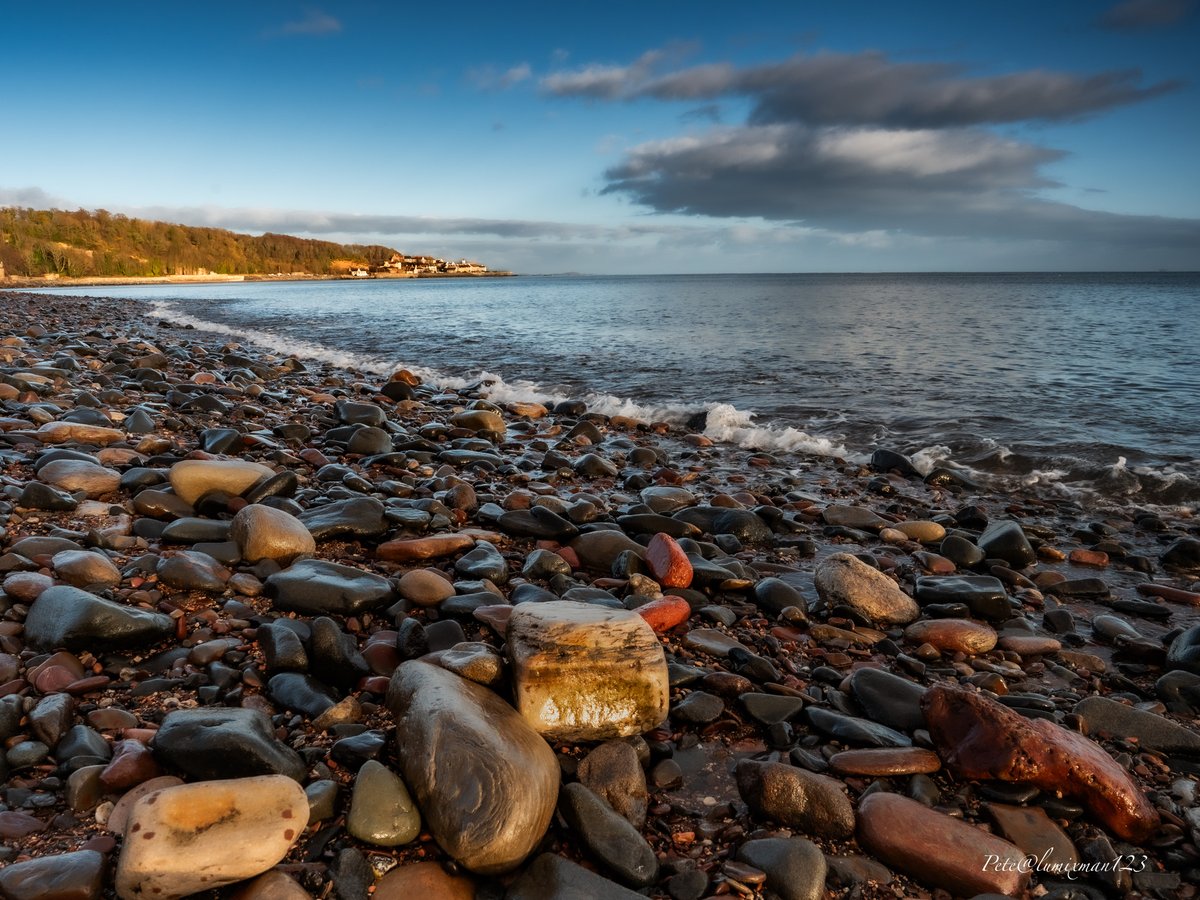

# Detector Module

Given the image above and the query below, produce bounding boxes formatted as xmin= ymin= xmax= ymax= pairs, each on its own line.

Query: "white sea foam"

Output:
xmin=147 ymin=301 xmax=861 ymax=461
xmin=701 ymin=403 xmax=865 ymax=461
xmin=909 ymin=444 xmax=953 ymax=476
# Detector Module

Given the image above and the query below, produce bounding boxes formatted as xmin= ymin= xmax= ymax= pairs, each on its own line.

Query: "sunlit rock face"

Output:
xmin=507 ymin=600 xmax=669 ymax=741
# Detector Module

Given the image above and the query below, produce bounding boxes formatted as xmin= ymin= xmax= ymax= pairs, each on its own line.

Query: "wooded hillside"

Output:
xmin=0 ymin=207 xmax=400 ymax=277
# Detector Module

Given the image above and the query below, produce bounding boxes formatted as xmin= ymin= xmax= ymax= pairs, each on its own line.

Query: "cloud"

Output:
xmin=0 ymin=186 xmax=71 ymax=208
xmin=468 ymin=62 xmax=533 ymax=91
xmin=543 ymin=48 xmax=1179 ymax=127
xmin=541 ymin=49 xmax=666 ymax=99
xmin=541 ymin=45 xmax=1198 ymax=267
xmin=1099 ymin=0 xmax=1197 ymax=29
xmin=600 ymin=122 xmax=1200 ymax=255
xmin=275 ymin=9 xmax=342 ymax=36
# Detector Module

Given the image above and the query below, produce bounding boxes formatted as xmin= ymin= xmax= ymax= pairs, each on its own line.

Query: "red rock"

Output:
xmin=0 ymin=811 xmax=47 ymax=839
xmin=1136 ymin=583 xmax=1200 ymax=606
xmin=360 ymin=676 xmax=391 ymax=694
xmin=636 ymin=595 xmax=691 ymax=633
xmin=473 ymin=604 xmax=513 ymax=633
xmin=0 ymin=679 xmax=29 ymax=697
xmin=1070 ymin=548 xmax=1109 ymax=568
xmin=34 ymin=665 xmax=79 ymax=694
xmin=997 ymin=635 xmax=1061 ymax=655
xmin=377 ymin=534 xmax=475 ymax=562
xmin=904 ymin=619 xmax=997 ymax=655
xmin=299 ymin=448 xmax=330 ymax=466
xmin=645 ymin=533 xmax=692 ymax=588
xmin=1 ymin=572 xmax=55 ymax=602
xmin=66 ymin=675 xmax=112 ymax=695
xmin=857 ymin=793 xmax=1030 ymax=896
xmin=829 ymin=747 xmax=942 ymax=776
xmin=912 ymin=550 xmax=956 ymax=574
xmin=922 ymin=684 xmax=1160 ymax=842
xmin=100 ymin=740 xmax=163 ymax=792
xmin=556 ymin=546 xmax=580 ymax=570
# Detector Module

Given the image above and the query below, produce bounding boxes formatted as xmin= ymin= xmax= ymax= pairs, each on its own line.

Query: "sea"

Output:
xmin=31 ymin=272 xmax=1200 ymax=511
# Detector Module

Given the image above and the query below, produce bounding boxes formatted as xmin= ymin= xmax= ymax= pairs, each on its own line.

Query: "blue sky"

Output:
xmin=2 ymin=0 xmax=1197 ymax=272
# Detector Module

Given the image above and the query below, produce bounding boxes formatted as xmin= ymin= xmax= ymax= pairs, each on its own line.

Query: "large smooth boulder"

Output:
xmin=115 ymin=775 xmax=307 ymax=900
xmin=386 ymin=661 xmax=559 ymax=874
xmin=24 ymin=586 xmax=173 ymax=652
xmin=923 ymin=684 xmax=1160 ymax=842
xmin=507 ymin=600 xmax=669 ymax=740
xmin=168 ymin=459 xmax=274 ymax=505
xmin=814 ymin=553 xmax=919 ymax=625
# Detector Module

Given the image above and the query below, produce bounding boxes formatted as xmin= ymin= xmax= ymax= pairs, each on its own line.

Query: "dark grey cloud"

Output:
xmin=600 ymin=123 xmax=1200 ymax=257
xmin=544 ymin=45 xmax=1197 ymax=266
xmin=1099 ymin=0 xmax=1197 ymax=30
xmin=544 ymin=50 xmax=1179 ymax=127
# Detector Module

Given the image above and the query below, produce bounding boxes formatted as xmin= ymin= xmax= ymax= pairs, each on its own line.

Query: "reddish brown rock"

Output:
xmin=1069 ymin=548 xmax=1109 ymax=568
xmin=922 ymin=684 xmax=1160 ymax=842
xmin=377 ymin=534 xmax=475 ymax=562
xmin=828 ymin=747 xmax=942 ymax=776
xmin=635 ymin=595 xmax=691 ymax=633
xmin=0 ymin=811 xmax=48 ymax=839
xmin=904 ymin=619 xmax=997 ymax=655
xmin=373 ymin=862 xmax=475 ymax=900
xmin=857 ymin=792 xmax=1030 ymax=896
xmin=997 ymin=634 xmax=1061 ymax=655
xmin=645 ymin=533 xmax=692 ymax=588
xmin=99 ymin=739 xmax=163 ymax=792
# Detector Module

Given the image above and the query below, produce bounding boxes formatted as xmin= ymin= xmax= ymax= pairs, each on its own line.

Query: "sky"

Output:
xmin=1 ymin=0 xmax=1198 ymax=273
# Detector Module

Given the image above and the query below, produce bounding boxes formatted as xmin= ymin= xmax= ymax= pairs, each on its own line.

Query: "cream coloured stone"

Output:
xmin=895 ymin=520 xmax=947 ymax=543
xmin=507 ymin=600 xmax=669 ymax=740
xmin=230 ymin=504 xmax=316 ymax=565
xmin=37 ymin=422 xmax=126 ymax=445
xmin=169 ymin=459 xmax=274 ymax=505
xmin=814 ymin=553 xmax=920 ymax=625
xmin=115 ymin=775 xmax=307 ymax=900
xmin=449 ymin=409 xmax=506 ymax=433
xmin=38 ymin=459 xmax=121 ymax=498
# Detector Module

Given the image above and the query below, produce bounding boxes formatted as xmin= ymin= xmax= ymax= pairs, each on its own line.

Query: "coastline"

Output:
xmin=1 ymin=290 xmax=1198 ymax=897
xmin=0 ymin=270 xmax=516 ymax=289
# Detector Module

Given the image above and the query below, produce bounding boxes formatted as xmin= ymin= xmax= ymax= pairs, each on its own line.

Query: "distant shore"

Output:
xmin=0 ymin=270 xmax=515 ymax=288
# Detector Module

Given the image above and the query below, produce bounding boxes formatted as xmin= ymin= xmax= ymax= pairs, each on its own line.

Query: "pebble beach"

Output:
xmin=1 ymin=289 xmax=1199 ymax=900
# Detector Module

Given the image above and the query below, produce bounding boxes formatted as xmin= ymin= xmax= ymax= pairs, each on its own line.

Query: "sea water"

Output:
xmin=32 ymin=272 xmax=1200 ymax=509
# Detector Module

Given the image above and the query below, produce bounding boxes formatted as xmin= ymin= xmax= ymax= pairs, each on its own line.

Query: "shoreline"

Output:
xmin=1 ymin=290 xmax=1198 ymax=897
xmin=0 ymin=271 xmax=516 ymax=289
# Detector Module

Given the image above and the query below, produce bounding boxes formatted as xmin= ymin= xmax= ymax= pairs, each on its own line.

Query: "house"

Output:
xmin=350 ymin=268 xmax=370 ymax=278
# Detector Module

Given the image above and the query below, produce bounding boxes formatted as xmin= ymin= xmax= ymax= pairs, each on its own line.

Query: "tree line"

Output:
xmin=0 ymin=207 xmax=400 ymax=278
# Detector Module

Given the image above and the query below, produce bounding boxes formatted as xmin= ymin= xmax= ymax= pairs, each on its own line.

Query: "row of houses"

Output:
xmin=350 ymin=254 xmax=489 ymax=278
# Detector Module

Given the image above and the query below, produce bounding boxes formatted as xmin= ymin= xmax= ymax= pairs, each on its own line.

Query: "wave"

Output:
xmin=146 ymin=299 xmax=1198 ymax=512
xmin=147 ymin=300 xmax=863 ymax=462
